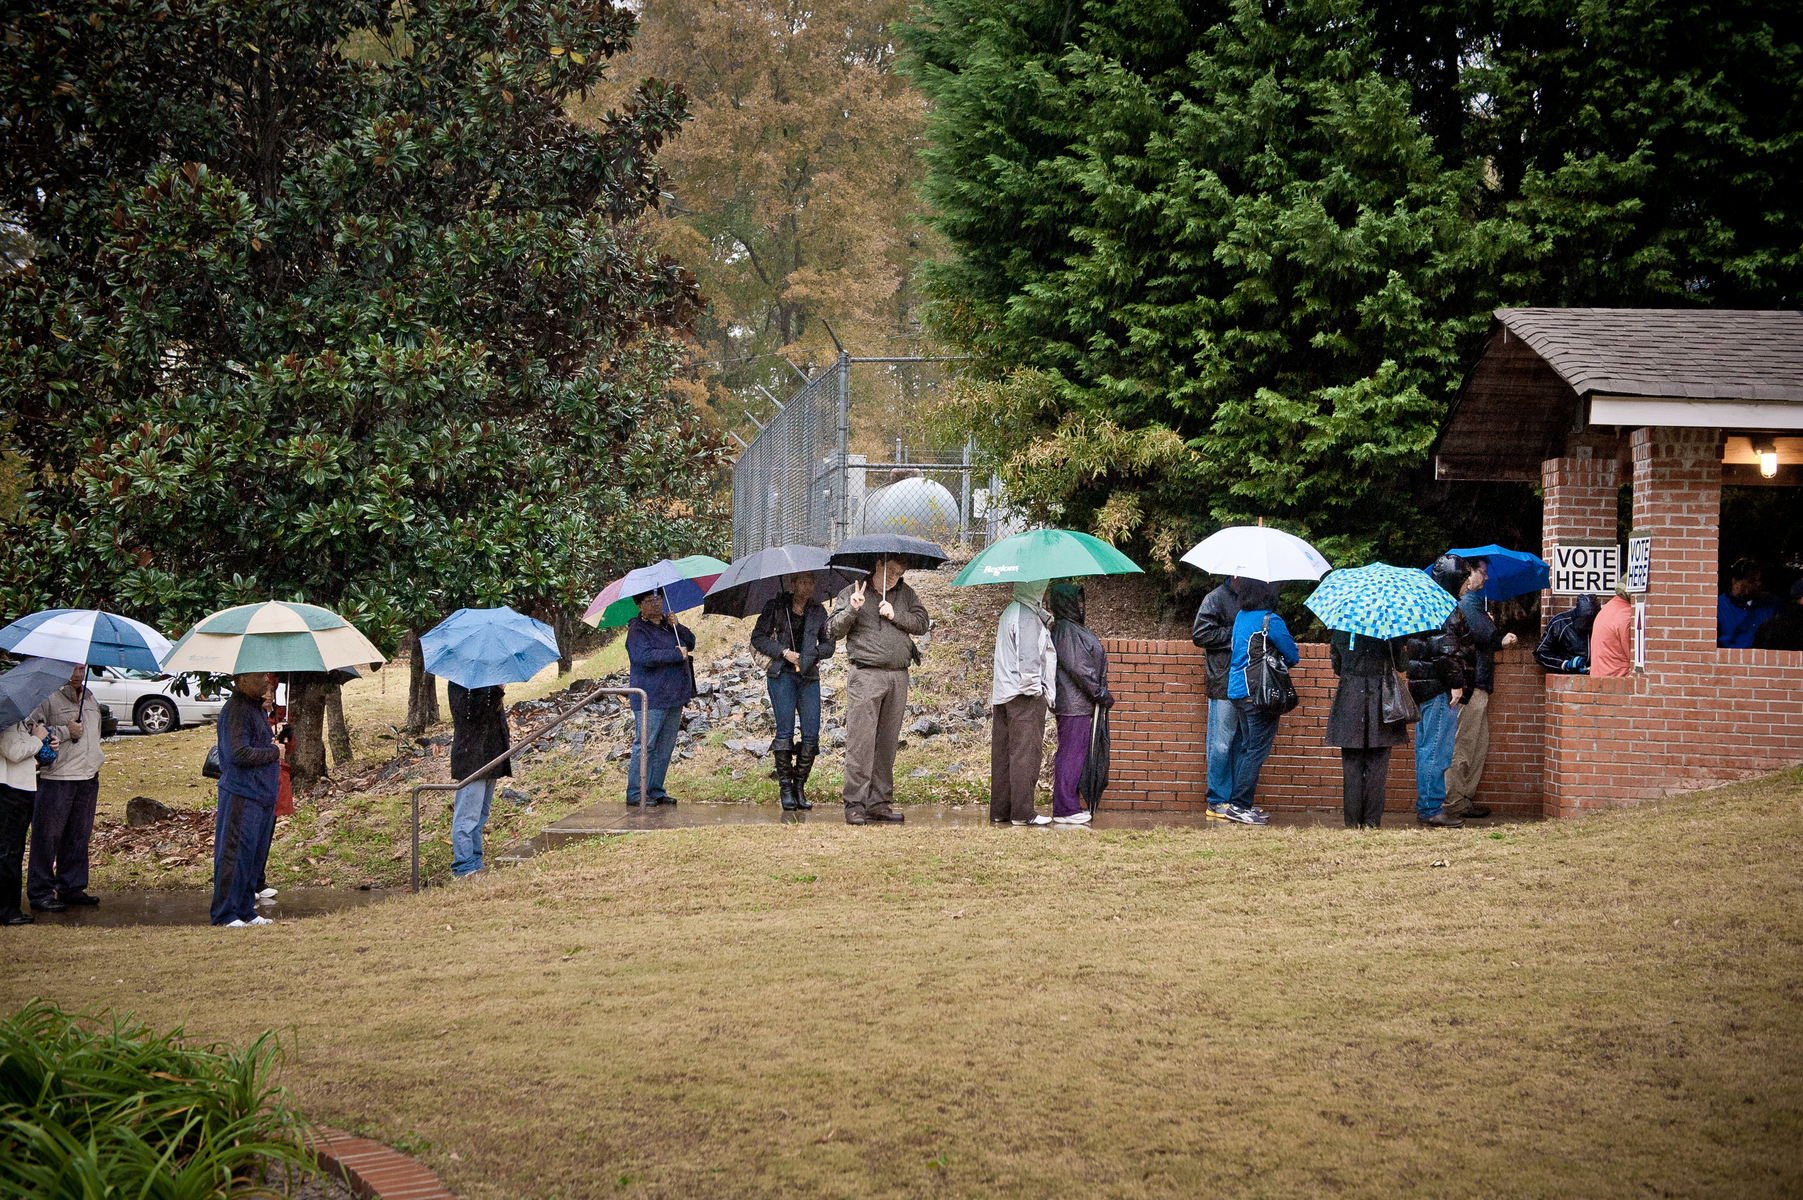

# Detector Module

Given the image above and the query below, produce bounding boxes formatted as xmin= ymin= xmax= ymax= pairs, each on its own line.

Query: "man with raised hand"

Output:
xmin=26 ymin=662 xmax=105 ymax=913
xmin=828 ymin=555 xmax=930 ymax=825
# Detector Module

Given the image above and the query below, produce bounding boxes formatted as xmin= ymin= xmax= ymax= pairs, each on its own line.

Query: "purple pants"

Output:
xmin=1052 ymin=714 xmax=1091 ymax=817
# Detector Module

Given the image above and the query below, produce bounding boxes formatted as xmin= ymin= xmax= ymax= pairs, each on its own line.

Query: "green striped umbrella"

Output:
xmin=951 ymin=529 xmax=1142 ymax=586
xmin=161 ymin=601 xmax=385 ymax=674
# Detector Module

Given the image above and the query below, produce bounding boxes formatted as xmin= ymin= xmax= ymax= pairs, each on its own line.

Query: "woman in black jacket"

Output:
xmin=1325 ymin=632 xmax=1409 ymax=828
xmin=1049 ymin=582 xmax=1112 ymax=826
xmin=750 ymin=573 xmax=836 ymax=810
xmin=449 ymin=682 xmax=511 ymax=876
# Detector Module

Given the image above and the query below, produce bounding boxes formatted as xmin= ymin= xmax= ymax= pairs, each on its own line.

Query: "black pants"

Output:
xmin=0 ymin=784 xmax=32 ymax=918
xmin=1340 ymin=747 xmax=1391 ymax=828
xmin=29 ymin=775 xmax=97 ymax=905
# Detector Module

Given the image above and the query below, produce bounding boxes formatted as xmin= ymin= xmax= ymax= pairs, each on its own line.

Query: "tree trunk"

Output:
xmin=325 ymin=680 xmax=352 ymax=766
xmin=405 ymin=630 xmax=440 ymax=734
xmin=556 ymin=605 xmax=574 ymax=675
xmin=289 ymin=673 xmax=329 ymax=795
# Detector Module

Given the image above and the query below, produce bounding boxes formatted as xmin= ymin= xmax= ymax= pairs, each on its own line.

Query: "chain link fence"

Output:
xmin=731 ymin=353 xmax=1007 ymax=557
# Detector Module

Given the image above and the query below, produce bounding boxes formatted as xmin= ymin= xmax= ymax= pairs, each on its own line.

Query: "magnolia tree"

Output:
xmin=1 ymin=0 xmax=729 ymax=784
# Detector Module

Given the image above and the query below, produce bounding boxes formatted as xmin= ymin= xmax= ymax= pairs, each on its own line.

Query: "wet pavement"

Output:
xmin=21 ymin=887 xmax=394 ymax=929
xmin=492 ymin=800 xmax=1429 ymax=862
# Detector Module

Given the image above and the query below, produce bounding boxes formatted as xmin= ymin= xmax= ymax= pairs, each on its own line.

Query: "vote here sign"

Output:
xmin=1550 ymin=543 xmax=1619 ymax=595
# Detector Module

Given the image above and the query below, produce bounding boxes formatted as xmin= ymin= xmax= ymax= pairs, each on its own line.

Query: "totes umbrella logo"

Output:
xmin=982 ymin=564 xmax=1021 ymax=577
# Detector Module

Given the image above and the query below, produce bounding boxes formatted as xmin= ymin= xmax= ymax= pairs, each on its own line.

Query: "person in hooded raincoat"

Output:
xmin=1048 ymin=582 xmax=1111 ymax=826
xmin=989 ymin=580 xmax=1057 ymax=826
xmin=1325 ymin=631 xmax=1409 ymax=828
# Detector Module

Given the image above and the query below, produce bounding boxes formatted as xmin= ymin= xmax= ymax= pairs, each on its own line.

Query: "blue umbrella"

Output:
xmin=0 ymin=609 xmax=172 ymax=672
xmin=420 ymin=606 xmax=560 ymax=689
xmin=0 ymin=657 xmax=82 ymax=729
xmin=1306 ymin=563 xmax=1459 ymax=639
xmin=1447 ymin=544 xmax=1550 ymax=601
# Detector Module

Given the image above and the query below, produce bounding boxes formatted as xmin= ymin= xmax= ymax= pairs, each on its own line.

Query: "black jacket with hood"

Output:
xmin=1190 ymin=582 xmax=1240 ymax=701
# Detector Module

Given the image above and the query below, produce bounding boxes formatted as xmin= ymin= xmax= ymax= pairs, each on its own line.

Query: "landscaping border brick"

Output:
xmin=304 ymin=1126 xmax=457 ymax=1200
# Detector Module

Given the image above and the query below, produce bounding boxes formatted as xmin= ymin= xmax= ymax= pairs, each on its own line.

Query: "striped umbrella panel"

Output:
xmin=0 ymin=609 xmax=173 ymax=672
xmin=162 ymin=623 xmax=384 ymax=675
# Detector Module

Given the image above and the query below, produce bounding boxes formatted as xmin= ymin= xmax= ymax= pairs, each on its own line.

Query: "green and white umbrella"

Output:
xmin=1304 ymin=563 xmax=1457 ymax=640
xmin=951 ymin=529 xmax=1142 ymax=586
xmin=161 ymin=602 xmax=385 ymax=675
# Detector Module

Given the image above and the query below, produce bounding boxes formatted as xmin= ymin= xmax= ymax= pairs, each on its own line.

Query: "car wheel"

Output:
xmin=136 ymin=698 xmax=179 ymax=736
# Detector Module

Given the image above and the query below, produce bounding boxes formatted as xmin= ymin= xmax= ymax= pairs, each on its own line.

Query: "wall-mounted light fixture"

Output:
xmin=1752 ymin=437 xmax=1779 ymax=479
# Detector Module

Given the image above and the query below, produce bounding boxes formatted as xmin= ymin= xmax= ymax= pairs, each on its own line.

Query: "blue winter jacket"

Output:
xmin=217 ymin=691 xmax=279 ymax=806
xmin=1228 ymin=609 xmax=1300 ymax=700
xmin=626 ymin=616 xmax=697 ymax=710
xmin=1717 ymin=593 xmax=1779 ymax=648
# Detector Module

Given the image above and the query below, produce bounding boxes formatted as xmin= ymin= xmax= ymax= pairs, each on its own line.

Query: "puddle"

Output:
xmin=21 ymin=887 xmax=394 ymax=929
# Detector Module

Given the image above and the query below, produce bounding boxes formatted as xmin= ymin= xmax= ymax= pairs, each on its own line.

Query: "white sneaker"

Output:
xmin=223 ymin=919 xmax=248 ymax=927
xmin=1011 ymin=814 xmax=1053 ymax=826
xmin=256 ymin=888 xmax=278 ymax=899
xmin=247 ymin=915 xmax=273 ymax=926
xmin=1052 ymin=811 xmax=1093 ymax=825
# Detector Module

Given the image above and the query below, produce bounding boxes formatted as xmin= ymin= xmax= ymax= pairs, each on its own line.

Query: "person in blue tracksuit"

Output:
xmin=1222 ymin=580 xmax=1298 ymax=823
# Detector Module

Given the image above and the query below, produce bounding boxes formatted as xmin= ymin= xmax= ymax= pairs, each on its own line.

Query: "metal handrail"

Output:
xmin=409 ymin=682 xmax=647 ymax=892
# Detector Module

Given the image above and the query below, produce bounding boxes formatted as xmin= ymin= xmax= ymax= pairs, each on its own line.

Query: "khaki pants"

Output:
xmin=842 ymin=665 xmax=909 ymax=816
xmin=1444 ymin=688 xmax=1491 ymax=810
xmin=990 ymin=694 xmax=1048 ymax=822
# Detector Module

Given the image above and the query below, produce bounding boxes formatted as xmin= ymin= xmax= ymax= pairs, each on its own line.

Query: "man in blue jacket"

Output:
xmin=211 ymin=672 xmax=283 ymax=927
xmin=1717 ymin=559 xmax=1779 ymax=648
xmin=625 ymin=591 xmax=696 ymax=806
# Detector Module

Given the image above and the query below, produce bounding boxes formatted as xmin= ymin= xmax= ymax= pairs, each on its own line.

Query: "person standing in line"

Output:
xmin=25 ymin=663 xmax=105 ymax=912
xmin=1443 ymin=558 xmax=1517 ymax=821
xmin=1405 ymin=555 xmax=1473 ymax=827
xmin=1717 ymin=559 xmax=1779 ymax=648
xmin=211 ymin=672 xmax=283 ymax=927
xmin=1753 ymin=580 xmax=1803 ymax=651
xmin=1221 ymin=580 xmax=1297 ymax=823
xmin=828 ymin=556 xmax=930 ymax=825
xmin=448 ymin=680 xmax=511 ymax=875
xmin=0 ymin=717 xmax=50 ymax=925
xmin=1049 ymin=582 xmax=1112 ymax=827
xmin=249 ymin=688 xmax=291 ymax=905
xmin=1590 ymin=580 xmax=1636 ymax=677
xmin=1191 ymin=576 xmax=1243 ymax=814
xmin=1535 ymin=595 xmax=1601 ymax=674
xmin=1325 ymin=631 xmax=1409 ymax=828
xmin=751 ymin=572 xmax=835 ymax=811
xmin=989 ymin=579 xmax=1057 ymax=827
xmin=625 ymin=591 xmax=696 ymax=807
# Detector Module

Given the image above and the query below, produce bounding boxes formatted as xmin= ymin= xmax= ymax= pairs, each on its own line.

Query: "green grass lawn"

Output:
xmin=5 ymin=770 xmax=1801 ymax=1198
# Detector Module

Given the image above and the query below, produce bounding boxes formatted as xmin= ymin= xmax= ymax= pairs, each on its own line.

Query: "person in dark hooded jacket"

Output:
xmin=1535 ymin=595 xmax=1601 ymax=673
xmin=1049 ymin=583 xmax=1112 ymax=826
xmin=1404 ymin=555 xmax=1472 ymax=827
xmin=1326 ymin=631 xmax=1409 ymax=828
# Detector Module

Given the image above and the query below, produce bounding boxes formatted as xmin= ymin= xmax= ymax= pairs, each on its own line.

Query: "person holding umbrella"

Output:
xmin=827 ymin=553 xmax=930 ymax=825
xmin=1406 ymin=556 xmax=1476 ymax=827
xmin=1326 ymin=631 xmax=1410 ymax=828
xmin=26 ymin=662 xmax=106 ymax=912
xmin=1049 ymin=582 xmax=1112 ymax=826
xmin=1222 ymin=580 xmax=1297 ymax=821
xmin=989 ymin=579 xmax=1057 ymax=827
xmin=750 ymin=572 xmax=836 ymax=811
xmin=625 ymin=591 xmax=696 ymax=807
xmin=211 ymin=671 xmax=283 ymax=927
xmin=1443 ymin=557 xmax=1518 ymax=821
xmin=0 ymin=658 xmax=73 ymax=926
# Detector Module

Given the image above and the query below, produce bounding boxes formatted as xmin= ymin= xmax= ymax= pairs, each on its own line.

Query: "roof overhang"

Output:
xmin=1588 ymin=396 xmax=1803 ymax=430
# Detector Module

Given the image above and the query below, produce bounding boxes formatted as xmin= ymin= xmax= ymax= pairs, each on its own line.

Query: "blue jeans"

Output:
xmin=767 ymin=671 xmax=822 ymax=744
xmin=1414 ymin=695 xmax=1458 ymax=815
xmin=627 ymin=705 xmax=682 ymax=804
xmin=1229 ymin=700 xmax=1281 ymax=808
xmin=452 ymin=779 xmax=495 ymax=876
xmin=1206 ymin=698 xmax=1239 ymax=806
xmin=210 ymin=790 xmax=274 ymax=925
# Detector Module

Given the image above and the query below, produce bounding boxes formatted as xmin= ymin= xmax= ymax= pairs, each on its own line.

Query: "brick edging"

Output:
xmin=305 ymin=1125 xmax=457 ymax=1200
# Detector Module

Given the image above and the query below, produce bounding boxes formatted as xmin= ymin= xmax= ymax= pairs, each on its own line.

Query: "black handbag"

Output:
xmin=1247 ymin=614 xmax=1300 ymax=716
xmin=202 ymin=744 xmax=222 ymax=780
xmin=1380 ymin=669 xmax=1421 ymax=725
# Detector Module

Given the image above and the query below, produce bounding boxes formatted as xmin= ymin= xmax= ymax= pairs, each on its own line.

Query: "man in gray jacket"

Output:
xmin=27 ymin=663 xmax=105 ymax=911
xmin=827 ymin=556 xmax=930 ymax=825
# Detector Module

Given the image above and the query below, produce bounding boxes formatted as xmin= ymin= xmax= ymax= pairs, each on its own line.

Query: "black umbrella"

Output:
xmin=0 ymin=657 xmax=81 ymax=728
xmin=703 ymin=545 xmax=866 ymax=619
xmin=1079 ymin=702 xmax=1111 ymax=813
xmin=828 ymin=533 xmax=950 ymax=573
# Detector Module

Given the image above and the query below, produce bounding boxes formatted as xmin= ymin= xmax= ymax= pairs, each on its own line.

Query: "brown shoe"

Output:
xmin=866 ymin=808 xmax=906 ymax=823
xmin=844 ymin=808 xmax=869 ymax=826
xmin=1417 ymin=811 xmax=1464 ymax=828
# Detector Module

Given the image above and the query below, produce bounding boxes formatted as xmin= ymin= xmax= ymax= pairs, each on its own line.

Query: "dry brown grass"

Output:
xmin=6 ymin=770 xmax=1802 ymax=1198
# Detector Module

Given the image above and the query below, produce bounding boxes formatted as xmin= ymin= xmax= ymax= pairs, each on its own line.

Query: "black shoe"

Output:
xmin=653 ymin=796 xmax=679 ymax=806
xmin=1416 ymin=812 xmax=1464 ymax=828
xmin=29 ymin=899 xmax=66 ymax=913
xmin=626 ymin=799 xmax=642 ymax=807
xmin=1 ymin=912 xmax=32 ymax=926
xmin=60 ymin=892 xmax=100 ymax=907
xmin=1457 ymin=803 xmax=1492 ymax=819
xmin=866 ymin=809 xmax=906 ymax=824
xmin=792 ymin=739 xmax=817 ymax=809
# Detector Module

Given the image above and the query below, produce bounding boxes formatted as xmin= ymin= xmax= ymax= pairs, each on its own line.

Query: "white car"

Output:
xmin=85 ymin=666 xmax=228 ymax=735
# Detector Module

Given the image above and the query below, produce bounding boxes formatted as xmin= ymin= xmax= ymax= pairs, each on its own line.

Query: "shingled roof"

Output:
xmin=1496 ymin=308 xmax=1803 ymax=402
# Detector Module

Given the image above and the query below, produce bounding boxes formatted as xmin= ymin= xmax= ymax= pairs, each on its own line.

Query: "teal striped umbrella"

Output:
xmin=952 ymin=529 xmax=1142 ymax=586
xmin=1304 ymin=563 xmax=1457 ymax=639
xmin=161 ymin=601 xmax=385 ymax=674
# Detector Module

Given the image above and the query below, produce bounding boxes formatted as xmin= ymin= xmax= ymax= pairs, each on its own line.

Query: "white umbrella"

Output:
xmin=1181 ymin=525 xmax=1331 ymax=582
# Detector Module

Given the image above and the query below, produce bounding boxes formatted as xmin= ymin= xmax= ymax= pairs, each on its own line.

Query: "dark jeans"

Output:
xmin=211 ymin=790 xmax=275 ymax=925
xmin=29 ymin=775 xmax=98 ymax=905
xmin=1229 ymin=700 xmax=1281 ymax=809
xmin=0 ymin=784 xmax=32 ymax=917
xmin=767 ymin=671 xmax=821 ymax=744
xmin=1340 ymin=747 xmax=1391 ymax=828
xmin=627 ymin=705 xmax=682 ymax=805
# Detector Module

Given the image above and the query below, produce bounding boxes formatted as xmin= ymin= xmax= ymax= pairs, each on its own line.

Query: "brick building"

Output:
xmin=1102 ymin=308 xmax=1803 ymax=819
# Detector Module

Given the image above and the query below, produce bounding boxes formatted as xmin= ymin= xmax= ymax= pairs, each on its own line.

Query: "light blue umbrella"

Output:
xmin=1447 ymin=544 xmax=1550 ymax=601
xmin=420 ymin=606 xmax=560 ymax=689
xmin=1305 ymin=563 xmax=1458 ymax=639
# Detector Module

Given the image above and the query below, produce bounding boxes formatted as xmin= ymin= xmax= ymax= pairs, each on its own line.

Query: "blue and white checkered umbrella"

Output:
xmin=0 ymin=609 xmax=173 ymax=672
xmin=1305 ymin=563 xmax=1458 ymax=639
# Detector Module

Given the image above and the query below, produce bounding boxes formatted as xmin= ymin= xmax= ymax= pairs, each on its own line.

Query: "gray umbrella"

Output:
xmin=0 ymin=657 xmax=81 ymax=729
xmin=703 ymin=545 xmax=865 ymax=618
xmin=828 ymin=533 xmax=949 ymax=573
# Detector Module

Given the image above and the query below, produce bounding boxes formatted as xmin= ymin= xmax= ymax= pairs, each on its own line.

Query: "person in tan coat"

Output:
xmin=26 ymin=663 xmax=104 ymax=912
xmin=826 ymin=555 xmax=929 ymax=824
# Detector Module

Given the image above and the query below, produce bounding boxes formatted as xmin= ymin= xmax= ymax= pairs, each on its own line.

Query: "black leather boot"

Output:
xmin=773 ymin=740 xmax=798 ymax=810
xmin=792 ymin=739 xmax=817 ymax=809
